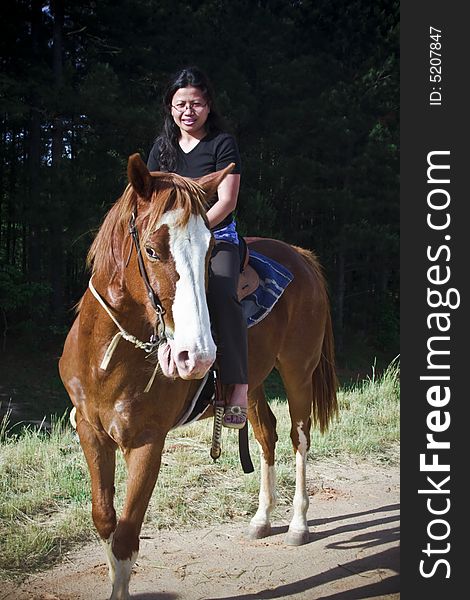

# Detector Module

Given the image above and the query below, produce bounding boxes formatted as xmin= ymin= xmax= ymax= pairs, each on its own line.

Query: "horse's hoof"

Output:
xmin=247 ymin=523 xmax=272 ymax=539
xmin=285 ymin=529 xmax=310 ymax=546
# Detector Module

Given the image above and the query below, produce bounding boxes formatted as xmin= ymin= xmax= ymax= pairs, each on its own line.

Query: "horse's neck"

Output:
xmin=85 ymin=272 xmax=149 ymax=336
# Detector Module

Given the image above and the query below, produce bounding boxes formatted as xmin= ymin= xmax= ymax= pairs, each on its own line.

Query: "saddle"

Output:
xmin=237 ymin=237 xmax=260 ymax=300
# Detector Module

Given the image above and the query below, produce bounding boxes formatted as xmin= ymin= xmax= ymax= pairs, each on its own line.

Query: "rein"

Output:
xmin=88 ymin=212 xmax=169 ymax=392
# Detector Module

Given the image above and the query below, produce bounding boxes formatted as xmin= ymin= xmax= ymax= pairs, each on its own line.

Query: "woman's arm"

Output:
xmin=205 ymin=173 xmax=241 ymax=229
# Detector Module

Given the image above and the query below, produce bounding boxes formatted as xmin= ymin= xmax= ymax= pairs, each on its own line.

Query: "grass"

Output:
xmin=0 ymin=360 xmax=399 ymax=580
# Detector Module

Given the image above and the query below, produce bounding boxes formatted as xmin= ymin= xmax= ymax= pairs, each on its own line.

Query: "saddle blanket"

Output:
xmin=242 ymin=249 xmax=293 ymax=327
xmin=173 ymin=250 xmax=293 ymax=428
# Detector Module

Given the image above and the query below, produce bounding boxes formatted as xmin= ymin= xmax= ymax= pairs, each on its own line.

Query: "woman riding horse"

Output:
xmin=147 ymin=66 xmax=248 ymax=429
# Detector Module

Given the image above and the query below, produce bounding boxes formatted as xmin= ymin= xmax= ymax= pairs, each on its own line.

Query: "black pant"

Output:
xmin=207 ymin=240 xmax=248 ymax=384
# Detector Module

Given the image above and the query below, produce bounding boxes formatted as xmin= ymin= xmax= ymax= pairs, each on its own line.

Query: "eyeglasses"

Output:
xmin=171 ymin=101 xmax=207 ymax=113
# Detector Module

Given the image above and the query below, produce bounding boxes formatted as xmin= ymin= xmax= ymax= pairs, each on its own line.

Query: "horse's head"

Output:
xmin=125 ymin=154 xmax=233 ymax=380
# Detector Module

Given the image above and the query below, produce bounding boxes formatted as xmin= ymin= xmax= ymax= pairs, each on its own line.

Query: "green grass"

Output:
xmin=0 ymin=360 xmax=399 ymax=580
xmin=309 ymin=358 xmax=400 ymax=460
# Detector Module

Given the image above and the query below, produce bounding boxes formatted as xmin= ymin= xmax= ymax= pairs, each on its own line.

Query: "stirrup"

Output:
xmin=223 ymin=405 xmax=247 ymax=429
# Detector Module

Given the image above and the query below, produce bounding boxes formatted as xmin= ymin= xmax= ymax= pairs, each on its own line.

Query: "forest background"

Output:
xmin=0 ymin=0 xmax=399 ymax=410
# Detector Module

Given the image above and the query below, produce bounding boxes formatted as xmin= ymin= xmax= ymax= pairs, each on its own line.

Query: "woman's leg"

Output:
xmin=207 ymin=241 xmax=248 ymax=427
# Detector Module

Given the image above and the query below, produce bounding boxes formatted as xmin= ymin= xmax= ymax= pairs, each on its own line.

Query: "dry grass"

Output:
xmin=0 ymin=360 xmax=399 ymax=579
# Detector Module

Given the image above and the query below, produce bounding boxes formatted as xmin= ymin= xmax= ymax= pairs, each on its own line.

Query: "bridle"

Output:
xmin=87 ymin=210 xmax=172 ymax=392
xmin=128 ymin=211 xmax=166 ymax=343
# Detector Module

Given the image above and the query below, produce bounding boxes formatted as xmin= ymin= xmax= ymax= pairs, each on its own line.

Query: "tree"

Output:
xmin=0 ymin=0 xmax=399 ymax=363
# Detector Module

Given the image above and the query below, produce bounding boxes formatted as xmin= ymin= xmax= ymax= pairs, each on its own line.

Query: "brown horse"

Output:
xmin=59 ymin=154 xmax=338 ymax=600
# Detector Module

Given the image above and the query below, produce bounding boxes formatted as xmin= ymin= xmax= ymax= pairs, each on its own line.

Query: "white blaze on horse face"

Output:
xmin=159 ymin=210 xmax=216 ymax=379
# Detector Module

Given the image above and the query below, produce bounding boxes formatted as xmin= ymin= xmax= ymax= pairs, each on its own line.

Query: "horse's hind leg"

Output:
xmin=247 ymin=384 xmax=278 ymax=539
xmin=277 ymin=363 xmax=315 ymax=546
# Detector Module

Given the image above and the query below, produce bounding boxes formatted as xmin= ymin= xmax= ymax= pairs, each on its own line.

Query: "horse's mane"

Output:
xmin=87 ymin=172 xmax=208 ymax=278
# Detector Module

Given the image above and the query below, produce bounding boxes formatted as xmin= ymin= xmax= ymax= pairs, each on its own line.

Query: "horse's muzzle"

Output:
xmin=174 ymin=349 xmax=214 ymax=380
xmin=158 ymin=340 xmax=215 ymax=380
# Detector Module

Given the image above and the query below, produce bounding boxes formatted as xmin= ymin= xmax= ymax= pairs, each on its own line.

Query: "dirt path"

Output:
xmin=2 ymin=460 xmax=399 ymax=600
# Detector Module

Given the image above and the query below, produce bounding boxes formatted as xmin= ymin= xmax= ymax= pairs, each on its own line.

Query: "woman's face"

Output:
xmin=170 ymin=86 xmax=210 ymax=136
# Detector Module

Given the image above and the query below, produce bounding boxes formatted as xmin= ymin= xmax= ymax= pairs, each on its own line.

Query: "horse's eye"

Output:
xmin=145 ymin=246 xmax=160 ymax=261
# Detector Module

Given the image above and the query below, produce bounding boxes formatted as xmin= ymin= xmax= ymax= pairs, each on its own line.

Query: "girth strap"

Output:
xmin=238 ymin=422 xmax=254 ymax=474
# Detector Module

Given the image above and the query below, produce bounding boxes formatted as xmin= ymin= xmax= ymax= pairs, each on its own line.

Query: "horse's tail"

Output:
xmin=312 ymin=306 xmax=339 ymax=433
xmin=292 ymin=245 xmax=339 ymax=433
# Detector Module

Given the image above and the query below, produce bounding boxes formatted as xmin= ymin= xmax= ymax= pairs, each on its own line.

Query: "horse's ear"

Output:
xmin=127 ymin=153 xmax=153 ymax=200
xmin=195 ymin=163 xmax=235 ymax=201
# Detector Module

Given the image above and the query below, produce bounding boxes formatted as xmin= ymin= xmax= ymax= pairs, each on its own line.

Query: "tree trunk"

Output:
xmin=28 ymin=0 xmax=43 ymax=283
xmin=335 ymin=246 xmax=345 ymax=355
xmin=50 ymin=0 xmax=65 ymax=320
xmin=6 ymin=128 xmax=18 ymax=266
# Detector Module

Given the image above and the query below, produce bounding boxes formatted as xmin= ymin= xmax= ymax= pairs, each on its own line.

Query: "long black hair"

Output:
xmin=156 ymin=66 xmax=225 ymax=172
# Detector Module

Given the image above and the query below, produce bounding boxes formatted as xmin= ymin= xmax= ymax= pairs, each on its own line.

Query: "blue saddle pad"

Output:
xmin=242 ymin=249 xmax=294 ymax=328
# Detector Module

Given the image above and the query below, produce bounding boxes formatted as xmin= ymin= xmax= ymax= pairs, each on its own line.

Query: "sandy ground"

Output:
xmin=1 ymin=459 xmax=399 ymax=600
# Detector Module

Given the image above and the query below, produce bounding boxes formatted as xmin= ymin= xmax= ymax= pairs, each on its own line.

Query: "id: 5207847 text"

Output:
xmin=429 ymin=26 xmax=442 ymax=107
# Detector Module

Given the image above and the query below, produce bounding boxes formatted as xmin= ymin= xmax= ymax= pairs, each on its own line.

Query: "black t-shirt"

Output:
xmin=147 ymin=131 xmax=241 ymax=230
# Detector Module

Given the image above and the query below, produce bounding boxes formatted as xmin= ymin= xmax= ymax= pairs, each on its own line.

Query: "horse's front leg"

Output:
xmin=108 ymin=434 xmax=166 ymax=600
xmin=76 ymin=417 xmax=118 ymax=583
